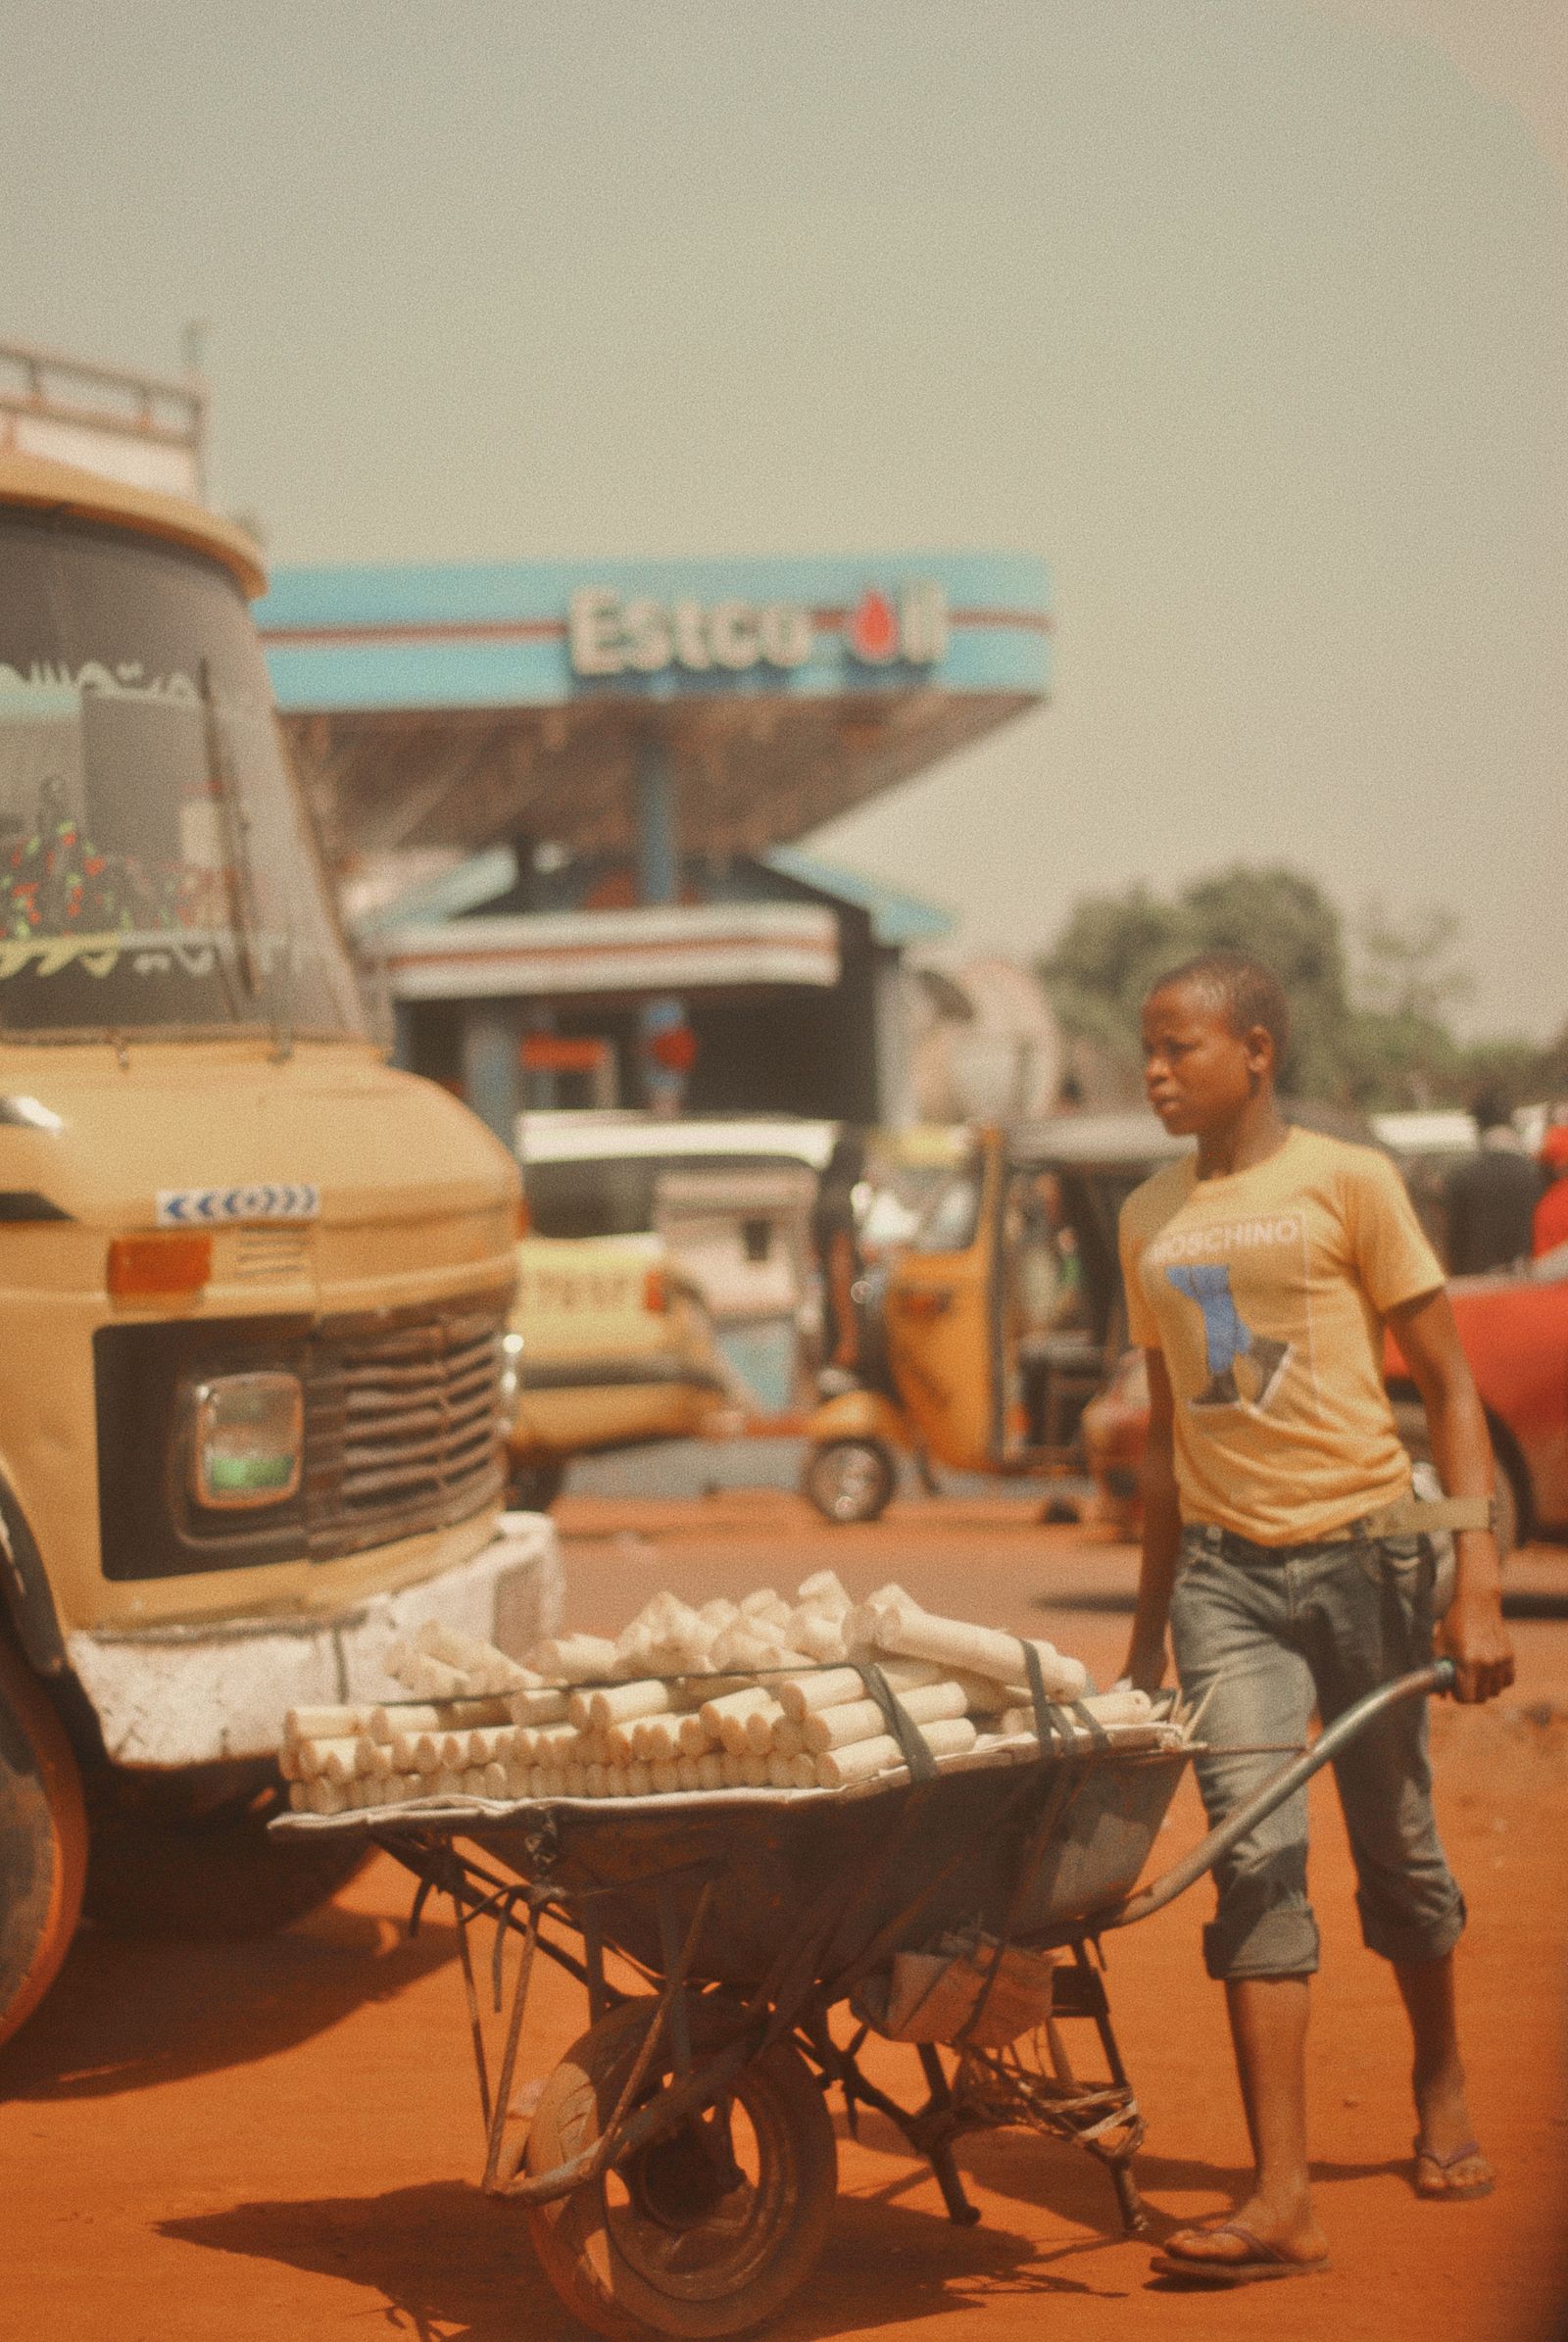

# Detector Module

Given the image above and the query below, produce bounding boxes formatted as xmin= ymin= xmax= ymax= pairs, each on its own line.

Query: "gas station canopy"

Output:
xmin=260 ymin=551 xmax=1052 ymax=863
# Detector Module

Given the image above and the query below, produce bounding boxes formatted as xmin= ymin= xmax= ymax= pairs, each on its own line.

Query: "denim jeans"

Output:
xmin=1168 ymin=1522 xmax=1466 ymax=1981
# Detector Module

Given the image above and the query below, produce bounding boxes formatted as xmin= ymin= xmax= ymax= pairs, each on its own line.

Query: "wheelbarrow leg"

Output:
xmin=916 ymin=2044 xmax=981 ymax=2226
xmin=1068 ymin=1945 xmax=1148 ymax=2237
xmin=1107 ymin=2157 xmax=1147 ymax=2236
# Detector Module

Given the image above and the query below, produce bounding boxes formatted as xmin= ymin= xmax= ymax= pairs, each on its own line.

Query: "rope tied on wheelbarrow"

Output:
xmin=1014 ymin=1640 xmax=1111 ymax=1758
xmin=851 ymin=1660 xmax=939 ymax=1781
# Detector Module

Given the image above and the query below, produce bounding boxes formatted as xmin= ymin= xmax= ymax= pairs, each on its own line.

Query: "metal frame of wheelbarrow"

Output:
xmin=360 ymin=1659 xmax=1454 ymax=2245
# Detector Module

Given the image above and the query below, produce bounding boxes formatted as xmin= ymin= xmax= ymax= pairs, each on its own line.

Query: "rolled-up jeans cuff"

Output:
xmin=1358 ymin=1891 xmax=1466 ymax=1968
xmin=1202 ymin=1907 xmax=1321 ymax=1982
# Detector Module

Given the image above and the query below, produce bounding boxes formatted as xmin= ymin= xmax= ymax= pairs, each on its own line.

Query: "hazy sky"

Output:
xmin=4 ymin=1 xmax=1563 ymax=1035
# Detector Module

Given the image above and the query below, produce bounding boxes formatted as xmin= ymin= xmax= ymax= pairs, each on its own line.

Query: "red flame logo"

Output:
xmin=848 ymin=589 xmax=899 ymax=663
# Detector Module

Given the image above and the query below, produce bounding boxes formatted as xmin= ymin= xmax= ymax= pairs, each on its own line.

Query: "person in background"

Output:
xmin=1533 ymin=1125 xmax=1568 ymax=1257
xmin=812 ymin=1132 xmax=867 ymax=1388
xmin=1121 ymin=951 xmax=1511 ymax=2287
xmin=1443 ymin=1093 xmax=1542 ymax=1274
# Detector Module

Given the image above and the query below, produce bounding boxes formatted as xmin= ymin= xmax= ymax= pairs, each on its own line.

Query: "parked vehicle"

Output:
xmin=505 ymin=1231 xmax=730 ymax=1507
xmin=1384 ymin=1241 xmax=1568 ymax=1551
xmin=0 ymin=450 xmax=557 ymax=2049
xmin=803 ymin=1115 xmax=1173 ymax=1522
xmin=516 ymin=1113 xmax=836 ymax=1417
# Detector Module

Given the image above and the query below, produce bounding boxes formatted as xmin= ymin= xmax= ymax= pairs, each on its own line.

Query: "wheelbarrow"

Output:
xmin=272 ymin=1658 xmax=1454 ymax=2339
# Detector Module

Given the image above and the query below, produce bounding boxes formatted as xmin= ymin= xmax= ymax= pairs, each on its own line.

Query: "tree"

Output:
xmin=1039 ymin=863 xmax=1354 ymax=1098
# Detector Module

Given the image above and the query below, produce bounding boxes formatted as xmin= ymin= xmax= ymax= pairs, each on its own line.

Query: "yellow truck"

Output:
xmin=0 ymin=449 xmax=560 ymax=2046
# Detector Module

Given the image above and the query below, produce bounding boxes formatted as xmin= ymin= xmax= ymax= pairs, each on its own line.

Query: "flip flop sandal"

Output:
xmin=1151 ymin=2222 xmax=1330 ymax=2288
xmin=1413 ymin=2136 xmax=1494 ymax=2202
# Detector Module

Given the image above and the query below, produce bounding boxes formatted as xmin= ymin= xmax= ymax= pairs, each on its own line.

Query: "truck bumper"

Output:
xmin=63 ymin=1513 xmax=564 ymax=1769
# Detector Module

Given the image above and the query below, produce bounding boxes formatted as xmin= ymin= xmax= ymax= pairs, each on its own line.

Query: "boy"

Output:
xmin=1119 ymin=951 xmax=1513 ymax=2285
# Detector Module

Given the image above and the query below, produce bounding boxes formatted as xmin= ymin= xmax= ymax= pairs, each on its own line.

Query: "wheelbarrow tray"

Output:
xmin=278 ymin=1741 xmax=1192 ymax=1996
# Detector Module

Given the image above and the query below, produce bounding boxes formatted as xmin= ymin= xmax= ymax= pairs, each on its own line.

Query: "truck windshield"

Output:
xmin=0 ymin=509 xmax=363 ymax=1039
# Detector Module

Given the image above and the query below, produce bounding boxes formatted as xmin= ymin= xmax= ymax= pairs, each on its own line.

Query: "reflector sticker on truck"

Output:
xmin=156 ymin=1184 xmax=320 ymax=1227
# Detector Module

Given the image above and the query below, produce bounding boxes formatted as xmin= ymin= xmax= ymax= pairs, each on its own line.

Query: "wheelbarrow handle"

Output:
xmin=1098 ymin=1659 xmax=1456 ymax=1934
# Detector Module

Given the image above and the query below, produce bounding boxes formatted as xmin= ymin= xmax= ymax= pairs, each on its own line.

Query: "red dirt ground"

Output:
xmin=3 ymin=1494 xmax=1565 ymax=2342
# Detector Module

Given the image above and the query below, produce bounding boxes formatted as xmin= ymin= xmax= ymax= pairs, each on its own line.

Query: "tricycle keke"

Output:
xmin=803 ymin=1112 xmax=1182 ymax=1523
xmin=275 ymin=1660 xmax=1451 ymax=2339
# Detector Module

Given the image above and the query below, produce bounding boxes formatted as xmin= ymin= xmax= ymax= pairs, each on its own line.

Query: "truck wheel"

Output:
xmin=0 ymin=1637 xmax=88 ymax=2049
xmin=508 ymin=1457 xmax=567 ymax=1513
xmin=526 ymin=1998 xmax=837 ymax=2341
xmin=803 ymin=1439 xmax=895 ymax=1526
xmin=82 ymin=1772 xmax=368 ymax=1939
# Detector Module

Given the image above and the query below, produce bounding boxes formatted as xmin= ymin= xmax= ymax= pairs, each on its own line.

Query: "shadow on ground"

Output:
xmin=161 ymin=2171 xmax=1119 ymax=2341
xmin=0 ymin=1902 xmax=453 ymax=2102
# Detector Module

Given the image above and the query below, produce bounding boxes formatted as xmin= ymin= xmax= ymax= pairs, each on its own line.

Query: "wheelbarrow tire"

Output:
xmin=525 ymin=1997 xmax=837 ymax=2341
xmin=0 ymin=1635 xmax=88 ymax=2050
xmin=803 ymin=1438 xmax=896 ymax=1527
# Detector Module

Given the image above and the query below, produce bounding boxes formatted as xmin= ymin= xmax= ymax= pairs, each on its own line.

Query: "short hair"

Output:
xmin=1145 ymin=951 xmax=1291 ymax=1061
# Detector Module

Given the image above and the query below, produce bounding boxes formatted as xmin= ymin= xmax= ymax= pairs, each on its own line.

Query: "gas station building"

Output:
xmin=259 ymin=552 xmax=1051 ymax=1141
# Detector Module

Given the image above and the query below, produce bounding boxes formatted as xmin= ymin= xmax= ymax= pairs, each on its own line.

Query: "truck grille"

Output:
xmin=305 ymin=1305 xmax=507 ymax=1558
xmin=93 ymin=1297 xmax=511 ymax=1582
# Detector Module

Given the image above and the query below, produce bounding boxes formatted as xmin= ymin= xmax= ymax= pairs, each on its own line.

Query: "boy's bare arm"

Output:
xmin=1385 ymin=1287 xmax=1515 ymax=1705
xmin=1123 ymin=1348 xmax=1182 ymax=1692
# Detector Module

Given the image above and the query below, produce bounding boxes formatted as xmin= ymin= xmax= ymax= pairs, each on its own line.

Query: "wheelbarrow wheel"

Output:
xmin=803 ymin=1439 xmax=895 ymax=1526
xmin=525 ymin=1997 xmax=837 ymax=2340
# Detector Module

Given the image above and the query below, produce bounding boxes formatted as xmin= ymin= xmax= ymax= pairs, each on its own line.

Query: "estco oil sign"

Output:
xmin=567 ymin=582 xmax=948 ymax=679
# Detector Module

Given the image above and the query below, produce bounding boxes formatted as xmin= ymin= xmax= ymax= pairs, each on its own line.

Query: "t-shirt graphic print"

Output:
xmin=1118 ymin=1129 xmax=1444 ymax=1544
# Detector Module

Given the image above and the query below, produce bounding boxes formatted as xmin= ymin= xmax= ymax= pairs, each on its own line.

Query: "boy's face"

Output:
xmin=1141 ymin=982 xmax=1274 ymax=1137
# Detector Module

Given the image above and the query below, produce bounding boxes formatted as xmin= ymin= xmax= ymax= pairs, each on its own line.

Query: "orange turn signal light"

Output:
xmin=108 ymin=1232 xmax=214 ymax=1298
xmin=515 ymin=1195 xmax=531 ymax=1237
xmin=643 ymin=1267 xmax=669 ymax=1314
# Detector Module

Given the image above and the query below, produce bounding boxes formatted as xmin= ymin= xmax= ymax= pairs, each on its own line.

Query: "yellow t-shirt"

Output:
xmin=1118 ymin=1128 xmax=1444 ymax=1544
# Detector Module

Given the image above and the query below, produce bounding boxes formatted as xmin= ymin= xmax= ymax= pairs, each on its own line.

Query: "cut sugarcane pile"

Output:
xmin=280 ymin=1577 xmax=1189 ymax=1817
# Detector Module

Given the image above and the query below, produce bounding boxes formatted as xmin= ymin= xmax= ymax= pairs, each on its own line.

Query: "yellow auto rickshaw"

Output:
xmin=802 ymin=1112 xmax=1184 ymax=1521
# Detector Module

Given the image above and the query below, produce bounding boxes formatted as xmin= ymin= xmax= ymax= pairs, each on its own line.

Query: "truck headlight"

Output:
xmin=189 ymin=1372 xmax=304 ymax=1509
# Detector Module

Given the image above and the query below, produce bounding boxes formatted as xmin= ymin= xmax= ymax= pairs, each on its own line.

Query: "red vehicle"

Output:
xmin=1085 ymin=1242 xmax=1568 ymax=1556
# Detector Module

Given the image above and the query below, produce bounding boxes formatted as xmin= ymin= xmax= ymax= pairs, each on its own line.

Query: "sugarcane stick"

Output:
xmin=528 ymin=1633 xmax=619 ymax=1683
xmin=998 ymin=1687 xmax=1153 ymax=1737
xmin=370 ymin=1697 xmax=515 ymax=1740
xmin=675 ymin=1756 xmax=702 ymax=1791
xmin=815 ymin=1715 xmax=979 ymax=1789
xmin=413 ymin=1621 xmax=535 ymax=1689
xmin=697 ymin=1752 xmax=725 ymax=1791
xmin=742 ymin=1699 xmax=789 ymax=1754
xmin=298 ymin=1735 xmax=363 ymax=1782
xmin=518 ymin=1722 xmax=583 ymax=1764
xmin=852 ymin=1597 xmax=1090 ymax=1699
xmin=799 ymin=1680 xmax=968 ymax=1756
xmin=305 ymin=1777 xmax=352 ymax=1815
xmin=770 ymin=1717 xmax=804 ymax=1759
xmin=650 ymin=1759 xmax=680 ymax=1794
xmin=699 ymin=1685 xmax=774 ymax=1750
xmin=285 ymin=1704 xmax=377 ymax=1744
xmin=570 ymin=1678 xmax=676 ymax=1732
xmin=775 ymin=1659 xmax=943 ymax=1721
xmin=675 ymin=1713 xmax=717 ymax=1759
xmin=355 ymin=1735 xmax=396 ymax=1778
